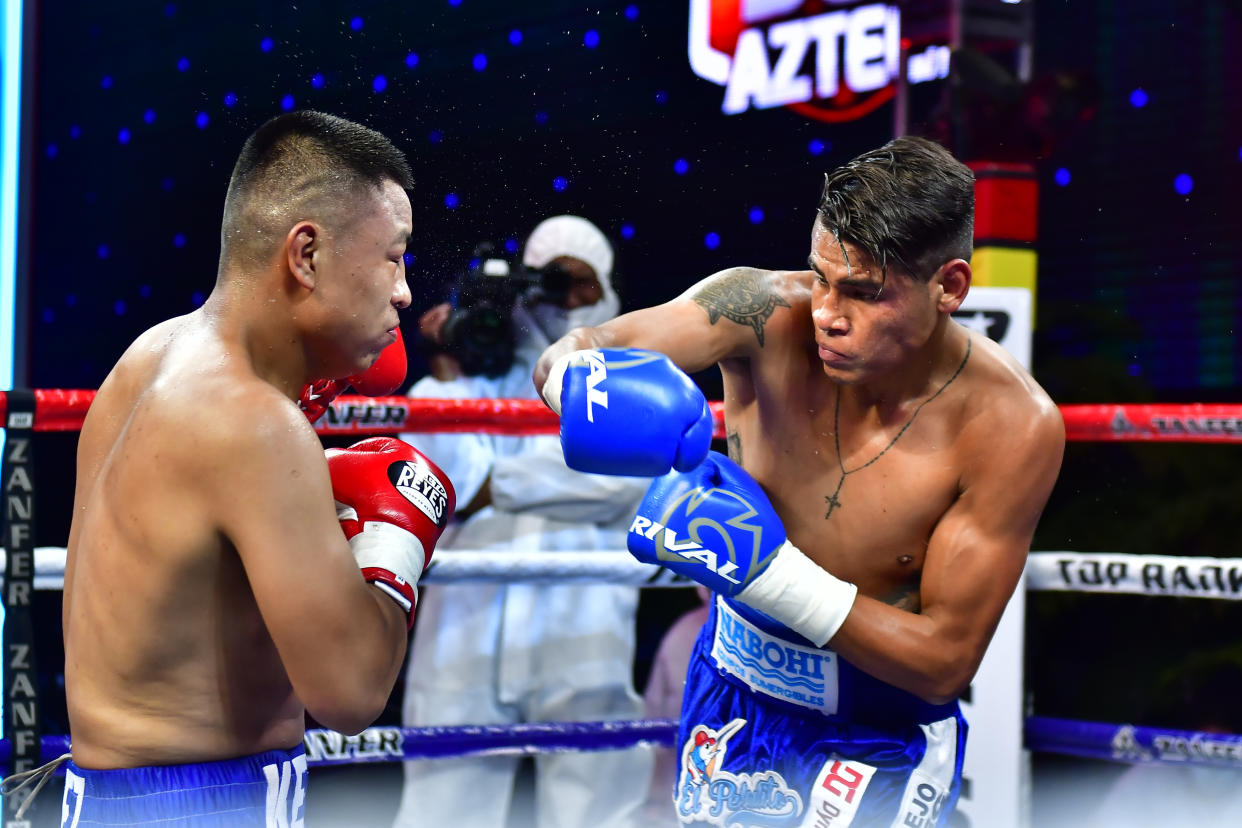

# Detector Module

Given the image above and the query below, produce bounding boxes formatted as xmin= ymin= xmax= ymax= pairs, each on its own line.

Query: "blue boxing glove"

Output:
xmin=540 ymin=348 xmax=713 ymax=477
xmin=628 ymin=451 xmax=858 ymax=646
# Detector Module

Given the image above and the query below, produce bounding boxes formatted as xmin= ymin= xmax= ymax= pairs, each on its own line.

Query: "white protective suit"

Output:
xmin=393 ymin=217 xmax=654 ymax=828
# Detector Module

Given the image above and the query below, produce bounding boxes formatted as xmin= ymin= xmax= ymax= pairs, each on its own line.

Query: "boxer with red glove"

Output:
xmin=301 ymin=327 xmax=409 ymax=423
xmin=325 ymin=436 xmax=456 ymax=629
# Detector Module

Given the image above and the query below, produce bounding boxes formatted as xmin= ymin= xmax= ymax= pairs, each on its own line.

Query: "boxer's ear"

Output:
xmin=932 ymin=259 xmax=971 ymax=313
xmin=287 ymin=221 xmax=319 ymax=289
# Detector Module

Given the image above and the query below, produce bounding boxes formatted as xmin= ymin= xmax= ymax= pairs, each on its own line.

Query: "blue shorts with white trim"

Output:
xmin=671 ymin=597 xmax=967 ymax=828
xmin=60 ymin=746 xmax=308 ymax=828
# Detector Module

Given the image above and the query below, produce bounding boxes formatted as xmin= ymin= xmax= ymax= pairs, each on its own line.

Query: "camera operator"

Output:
xmin=392 ymin=216 xmax=653 ymax=828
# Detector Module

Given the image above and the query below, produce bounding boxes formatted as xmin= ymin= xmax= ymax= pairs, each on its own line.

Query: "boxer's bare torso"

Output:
xmin=716 ymin=267 xmax=1050 ymax=611
xmin=535 ymin=240 xmax=1062 ymax=701
xmin=65 ymin=313 xmax=308 ymax=769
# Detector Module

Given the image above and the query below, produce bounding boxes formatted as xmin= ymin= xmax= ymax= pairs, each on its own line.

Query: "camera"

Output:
xmin=437 ymin=243 xmax=572 ymax=377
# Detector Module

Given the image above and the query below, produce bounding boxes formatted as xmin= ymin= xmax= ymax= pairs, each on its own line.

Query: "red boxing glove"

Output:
xmin=325 ymin=437 xmax=456 ymax=629
xmin=300 ymin=328 xmax=409 ymax=423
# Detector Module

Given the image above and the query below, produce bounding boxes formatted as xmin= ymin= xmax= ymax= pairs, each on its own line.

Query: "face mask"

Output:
xmin=530 ymin=302 xmax=572 ymax=343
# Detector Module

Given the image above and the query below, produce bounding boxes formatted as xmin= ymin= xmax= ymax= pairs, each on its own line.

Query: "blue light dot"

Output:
xmin=97 ymin=244 xmax=110 ymax=259
xmin=260 ymin=37 xmax=274 ymax=53
xmin=1054 ymin=167 xmax=1071 ymax=187
xmin=69 ymin=125 xmax=81 ymax=139
xmin=1174 ymin=173 xmax=1193 ymax=195
xmin=625 ymin=5 xmax=639 ymax=20
xmin=403 ymin=252 xmax=415 ymax=267
xmin=673 ymin=158 xmax=690 ymax=175
xmin=444 ymin=193 xmax=459 ymax=209
xmin=503 ymin=238 xmax=519 ymax=253
xmin=101 ymin=75 xmax=113 ymax=89
xmin=173 ymin=233 xmax=187 ymax=248
xmin=654 ymin=90 xmax=668 ymax=105
xmin=472 ymin=53 xmax=487 ymax=71
xmin=139 ymin=284 xmax=152 ymax=298
xmin=584 ymin=30 xmax=600 ymax=48
xmin=281 ymin=94 xmax=295 ymax=111
xmin=191 ymin=291 xmax=205 ymax=307
xmin=429 ymin=129 xmax=444 ymax=144
xmin=748 ymin=206 xmax=764 ymax=224
xmin=45 ymin=143 xmax=58 ymax=158
xmin=807 ymin=138 xmax=828 ymax=155
xmin=349 ymin=16 xmax=363 ymax=31
xmin=310 ymin=73 xmax=325 ymax=89
xmin=1128 ymin=363 xmax=1141 ymax=377
xmin=704 ymin=232 xmax=721 ymax=250
xmin=223 ymin=92 xmax=237 ymax=107
xmin=373 ymin=75 xmax=387 ymax=94
xmin=1129 ymin=88 xmax=1148 ymax=108
xmin=195 ymin=112 xmax=209 ymax=129
xmin=620 ymin=224 xmax=635 ymax=240
xmin=117 ymin=128 xmax=131 ymax=144
xmin=162 ymin=177 xmax=175 ymax=191
xmin=41 ymin=308 xmax=53 ymax=323
xmin=534 ymin=111 xmax=549 ymax=125
xmin=405 ymin=53 xmax=419 ymax=69
xmin=176 ymin=57 xmax=190 ymax=72
xmin=552 ymin=176 xmax=569 ymax=191
xmin=164 ymin=4 xmax=176 ymax=16
xmin=65 ymin=294 xmax=77 ymax=307
xmin=143 ymin=109 xmax=156 ymax=124
xmin=448 ymin=0 xmax=462 ymax=6
xmin=509 ymin=29 xmax=523 ymax=46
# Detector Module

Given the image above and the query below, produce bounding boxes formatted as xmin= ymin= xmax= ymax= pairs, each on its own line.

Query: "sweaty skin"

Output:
xmin=64 ymin=180 xmax=415 ymax=769
xmin=534 ymin=225 xmax=1064 ymax=704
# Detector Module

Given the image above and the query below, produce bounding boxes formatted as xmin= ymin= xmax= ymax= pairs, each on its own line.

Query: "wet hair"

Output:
xmin=219 ymin=110 xmax=413 ymax=270
xmin=816 ymin=135 xmax=974 ymax=284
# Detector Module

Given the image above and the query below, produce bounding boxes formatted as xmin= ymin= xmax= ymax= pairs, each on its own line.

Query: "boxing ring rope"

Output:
xmin=4 ymin=391 xmax=1242 ymax=781
xmin=6 ymin=390 xmax=1242 ymax=442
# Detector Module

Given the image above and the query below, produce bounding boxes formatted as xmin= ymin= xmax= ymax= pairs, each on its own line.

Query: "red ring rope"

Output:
xmin=3 ymin=391 xmax=1241 ymax=443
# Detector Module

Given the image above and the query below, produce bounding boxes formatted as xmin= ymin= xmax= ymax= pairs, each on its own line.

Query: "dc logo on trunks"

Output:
xmin=687 ymin=1 xmax=952 ymax=123
xmin=806 ymin=757 xmax=877 ymax=827
xmin=676 ymin=719 xmax=805 ymax=826
xmin=390 ymin=460 xmax=450 ymax=527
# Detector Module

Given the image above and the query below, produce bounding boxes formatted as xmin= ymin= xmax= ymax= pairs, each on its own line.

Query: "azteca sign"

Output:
xmin=689 ymin=0 xmax=949 ymax=122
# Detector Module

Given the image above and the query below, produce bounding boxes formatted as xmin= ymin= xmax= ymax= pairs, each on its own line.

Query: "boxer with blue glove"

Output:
xmin=540 ymin=347 xmax=714 ymax=477
xmin=532 ymin=137 xmax=1065 ymax=827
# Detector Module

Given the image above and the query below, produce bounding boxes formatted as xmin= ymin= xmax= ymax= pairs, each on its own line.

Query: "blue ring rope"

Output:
xmin=6 ymin=716 xmax=1242 ymax=775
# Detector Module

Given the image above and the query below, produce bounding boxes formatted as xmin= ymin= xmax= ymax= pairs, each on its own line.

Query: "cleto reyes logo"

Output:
xmin=389 ymin=460 xmax=449 ymax=527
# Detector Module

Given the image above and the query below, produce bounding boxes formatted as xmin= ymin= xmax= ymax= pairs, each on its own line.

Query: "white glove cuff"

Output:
xmin=348 ymin=520 xmax=427 ymax=589
xmin=736 ymin=541 xmax=858 ymax=647
xmin=540 ymin=350 xmax=597 ymax=414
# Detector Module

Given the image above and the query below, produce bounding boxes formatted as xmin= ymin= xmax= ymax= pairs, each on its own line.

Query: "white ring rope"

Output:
xmin=10 ymin=547 xmax=1242 ymax=598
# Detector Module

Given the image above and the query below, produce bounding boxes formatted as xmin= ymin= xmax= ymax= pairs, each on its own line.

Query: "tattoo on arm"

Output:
xmin=879 ymin=580 xmax=922 ymax=613
xmin=692 ymin=269 xmax=791 ymax=347
xmin=726 ymin=430 xmax=742 ymax=466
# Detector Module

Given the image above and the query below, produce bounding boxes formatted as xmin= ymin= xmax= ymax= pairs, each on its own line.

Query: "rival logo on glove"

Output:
xmin=582 ymin=350 xmax=609 ymax=422
xmin=630 ymin=510 xmax=746 ymax=585
xmin=390 ymin=461 xmax=450 ymax=528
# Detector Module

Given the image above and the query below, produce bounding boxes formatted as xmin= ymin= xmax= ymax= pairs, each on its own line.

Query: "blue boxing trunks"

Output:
xmin=673 ymin=597 xmax=966 ymax=828
xmin=60 ymin=746 xmax=308 ymax=828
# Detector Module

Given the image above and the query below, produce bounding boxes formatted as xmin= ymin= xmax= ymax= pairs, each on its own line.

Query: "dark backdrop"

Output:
xmin=19 ymin=0 xmax=1242 ymax=748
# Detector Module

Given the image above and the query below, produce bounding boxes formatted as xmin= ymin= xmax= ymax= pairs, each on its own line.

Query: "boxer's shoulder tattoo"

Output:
xmin=881 ymin=581 xmax=922 ymax=613
xmin=726 ymin=430 xmax=742 ymax=465
xmin=692 ymin=268 xmax=791 ymax=347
